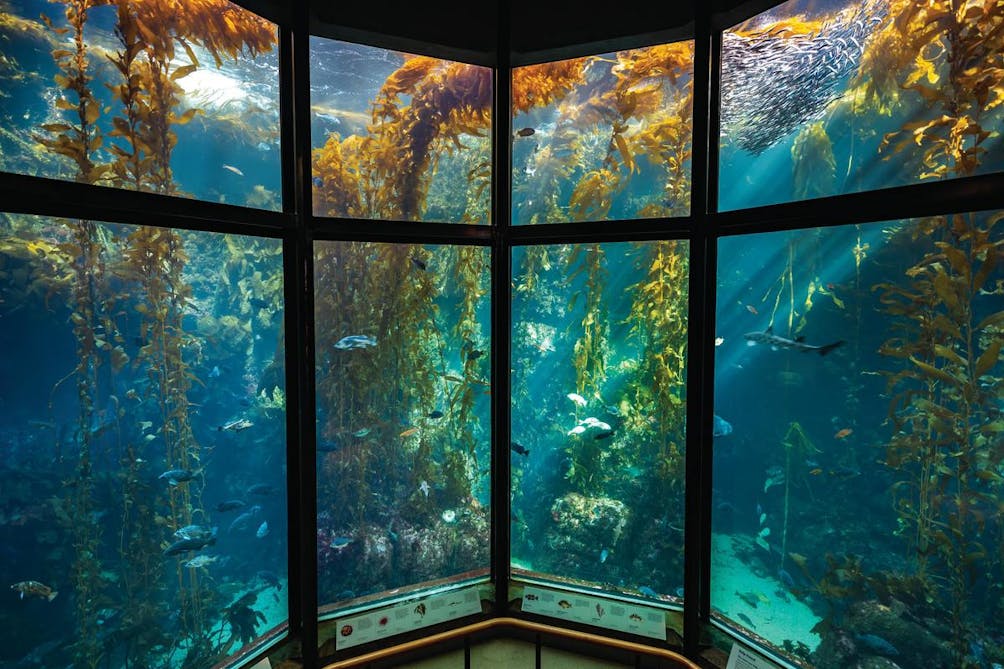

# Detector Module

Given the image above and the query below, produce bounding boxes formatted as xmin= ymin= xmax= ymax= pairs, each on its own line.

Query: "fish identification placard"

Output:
xmin=521 ymin=585 xmax=667 ymax=640
xmin=726 ymin=644 xmax=781 ymax=669
xmin=334 ymin=585 xmax=482 ymax=650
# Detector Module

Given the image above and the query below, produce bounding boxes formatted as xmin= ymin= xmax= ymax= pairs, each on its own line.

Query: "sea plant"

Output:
xmin=864 ymin=0 xmax=1004 ymax=661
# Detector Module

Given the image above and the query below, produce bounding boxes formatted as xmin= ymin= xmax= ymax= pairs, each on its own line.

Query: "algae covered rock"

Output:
xmin=544 ymin=493 xmax=628 ymax=571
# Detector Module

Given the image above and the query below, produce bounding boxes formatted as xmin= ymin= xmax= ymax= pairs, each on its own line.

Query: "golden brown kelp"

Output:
xmin=870 ymin=0 xmax=1004 ymax=179
xmin=875 ymin=211 xmax=1003 ymax=660
xmin=568 ymin=244 xmax=608 ymax=402
xmin=102 ymin=0 xmax=275 ymax=192
xmin=35 ymin=0 xmax=108 ymax=185
xmin=119 ymin=226 xmax=209 ymax=641
xmin=447 ymin=246 xmax=488 ymax=466
xmin=791 ymin=121 xmax=836 ymax=200
xmin=65 ymin=219 xmax=107 ymax=669
xmin=314 ymin=243 xmax=449 ymax=527
xmin=313 ymin=58 xmax=491 ymax=221
xmin=512 ymin=58 xmax=591 ymax=115
xmin=623 ymin=241 xmax=688 ymax=484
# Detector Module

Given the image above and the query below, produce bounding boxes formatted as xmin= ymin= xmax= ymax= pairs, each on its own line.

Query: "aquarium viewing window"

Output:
xmin=3 ymin=0 xmax=1004 ymax=668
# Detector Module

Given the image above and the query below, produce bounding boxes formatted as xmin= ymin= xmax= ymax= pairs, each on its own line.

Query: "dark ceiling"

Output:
xmin=249 ymin=0 xmax=781 ymax=65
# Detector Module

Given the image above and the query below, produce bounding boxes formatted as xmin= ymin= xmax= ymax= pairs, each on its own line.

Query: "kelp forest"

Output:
xmin=0 ymin=0 xmax=287 ymax=667
xmin=709 ymin=1 xmax=1004 ymax=667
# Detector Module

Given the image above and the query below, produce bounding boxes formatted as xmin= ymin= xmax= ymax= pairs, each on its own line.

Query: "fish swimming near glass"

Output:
xmin=334 ymin=335 xmax=378 ymax=350
xmin=158 ymin=468 xmax=201 ymax=486
xmin=164 ymin=534 xmax=217 ymax=556
xmin=744 ymin=326 xmax=844 ymax=356
xmin=10 ymin=580 xmax=58 ymax=601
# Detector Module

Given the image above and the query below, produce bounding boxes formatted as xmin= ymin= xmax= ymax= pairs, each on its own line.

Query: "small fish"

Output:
xmin=778 ymin=568 xmax=795 ymax=588
xmin=594 ymin=431 xmax=614 ymax=440
xmin=399 ymin=427 xmax=420 ymax=438
xmin=427 ymin=410 xmax=443 ymax=419
xmin=715 ymin=336 xmax=725 ymax=346
xmin=222 ymin=164 xmax=245 ymax=177
xmin=419 ymin=480 xmax=430 ymax=497
xmin=216 ymin=499 xmax=246 ymax=512
xmin=514 ymin=127 xmax=535 ymax=137
xmin=11 ymin=580 xmax=58 ymax=601
xmin=830 ymin=465 xmax=861 ymax=479
xmin=183 ymin=555 xmax=218 ymax=569
xmin=744 ymin=326 xmax=844 ymax=356
xmin=334 ymin=334 xmax=377 ymax=350
xmin=567 ymin=392 xmax=587 ymax=407
xmin=809 ymin=467 xmax=823 ymax=475
xmin=208 ymin=365 xmax=221 ymax=378
xmin=834 ymin=428 xmax=853 ymax=439
xmin=567 ymin=425 xmax=587 ymax=436
xmin=510 ymin=441 xmax=530 ymax=456
xmin=330 ymin=537 xmax=353 ymax=550
xmin=855 ymin=633 xmax=899 ymax=656
xmin=158 ymin=468 xmax=198 ymax=486
xmin=353 ymin=428 xmax=371 ymax=437
xmin=745 ymin=304 xmax=758 ymax=315
xmin=737 ymin=612 xmax=756 ymax=628
xmin=599 ymin=548 xmax=609 ymax=563
xmin=410 ymin=256 xmax=427 ymax=271
xmin=164 ymin=535 xmax=216 ymax=556
xmin=312 ymin=176 xmax=324 ymax=188
xmin=247 ymin=483 xmax=278 ymax=496
xmin=256 ymin=521 xmax=269 ymax=538
xmin=218 ymin=418 xmax=253 ymax=432
xmin=467 ymin=349 xmax=484 ymax=360
xmin=173 ymin=525 xmax=216 ymax=542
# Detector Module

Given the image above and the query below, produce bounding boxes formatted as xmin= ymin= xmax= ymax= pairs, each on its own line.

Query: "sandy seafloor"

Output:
xmin=710 ymin=532 xmax=821 ymax=651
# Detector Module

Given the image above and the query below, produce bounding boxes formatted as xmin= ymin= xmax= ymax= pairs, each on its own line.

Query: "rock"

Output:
xmin=544 ymin=493 xmax=628 ymax=572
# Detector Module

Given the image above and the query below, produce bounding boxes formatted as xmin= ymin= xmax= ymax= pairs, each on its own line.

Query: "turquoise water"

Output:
xmin=4 ymin=0 xmax=1004 ymax=667
xmin=0 ymin=215 xmax=288 ymax=667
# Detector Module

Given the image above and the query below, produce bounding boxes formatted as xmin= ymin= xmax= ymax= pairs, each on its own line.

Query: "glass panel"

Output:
xmin=314 ymin=242 xmax=491 ymax=610
xmin=309 ymin=38 xmax=492 ymax=223
xmin=0 ymin=0 xmax=281 ymax=209
xmin=0 ymin=213 xmax=287 ymax=667
xmin=511 ymin=242 xmax=689 ymax=601
xmin=713 ymin=211 xmax=1004 ymax=668
xmin=720 ymin=0 xmax=1004 ymax=210
xmin=511 ymin=42 xmax=694 ymax=225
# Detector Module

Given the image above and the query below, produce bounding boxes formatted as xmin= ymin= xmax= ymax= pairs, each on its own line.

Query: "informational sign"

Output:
xmin=334 ymin=586 xmax=483 ymax=650
xmin=520 ymin=585 xmax=667 ymax=641
xmin=726 ymin=643 xmax=782 ymax=669
xmin=248 ymin=658 xmax=271 ymax=669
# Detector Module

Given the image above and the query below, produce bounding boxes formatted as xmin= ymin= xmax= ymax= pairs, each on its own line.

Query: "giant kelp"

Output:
xmin=313 ymin=56 xmax=492 ymax=222
xmin=313 ymin=242 xmax=490 ymax=600
xmin=516 ymin=42 xmax=694 ymax=223
xmin=26 ymin=0 xmax=280 ymax=663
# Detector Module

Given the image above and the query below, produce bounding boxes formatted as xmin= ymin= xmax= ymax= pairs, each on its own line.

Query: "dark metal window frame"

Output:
xmin=3 ymin=1 xmax=1004 ymax=668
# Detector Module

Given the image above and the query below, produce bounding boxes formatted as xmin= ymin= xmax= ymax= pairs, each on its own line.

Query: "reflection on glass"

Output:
xmin=720 ymin=0 xmax=1004 ymax=210
xmin=314 ymin=242 xmax=491 ymax=609
xmin=0 ymin=0 xmax=281 ymax=209
xmin=713 ymin=211 xmax=1004 ymax=667
xmin=309 ymin=39 xmax=492 ymax=223
xmin=0 ymin=213 xmax=287 ymax=667
xmin=511 ymin=42 xmax=694 ymax=224
xmin=511 ymin=242 xmax=689 ymax=601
